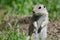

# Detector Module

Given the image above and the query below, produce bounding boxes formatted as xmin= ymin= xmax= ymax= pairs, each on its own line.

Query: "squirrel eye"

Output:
xmin=44 ymin=6 xmax=45 ymax=8
xmin=38 ymin=6 xmax=41 ymax=9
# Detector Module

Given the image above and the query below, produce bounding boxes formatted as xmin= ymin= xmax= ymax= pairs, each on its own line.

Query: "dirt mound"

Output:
xmin=47 ymin=21 xmax=60 ymax=40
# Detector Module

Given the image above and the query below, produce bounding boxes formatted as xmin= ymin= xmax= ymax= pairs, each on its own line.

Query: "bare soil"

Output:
xmin=47 ymin=21 xmax=60 ymax=40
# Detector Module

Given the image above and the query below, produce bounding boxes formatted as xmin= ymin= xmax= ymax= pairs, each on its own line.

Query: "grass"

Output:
xmin=0 ymin=14 xmax=27 ymax=40
xmin=0 ymin=0 xmax=60 ymax=21
xmin=0 ymin=23 xmax=26 ymax=40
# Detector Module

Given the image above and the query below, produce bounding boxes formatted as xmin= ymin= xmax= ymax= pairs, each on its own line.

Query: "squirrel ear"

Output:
xmin=44 ymin=5 xmax=45 ymax=8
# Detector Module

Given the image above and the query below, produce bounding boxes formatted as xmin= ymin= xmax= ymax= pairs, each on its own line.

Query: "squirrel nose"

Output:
xmin=32 ymin=11 xmax=35 ymax=13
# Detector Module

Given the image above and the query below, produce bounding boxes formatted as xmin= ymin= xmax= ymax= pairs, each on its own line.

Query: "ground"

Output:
xmin=47 ymin=21 xmax=60 ymax=40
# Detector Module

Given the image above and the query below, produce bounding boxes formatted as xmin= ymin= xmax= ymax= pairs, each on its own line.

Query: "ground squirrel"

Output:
xmin=27 ymin=4 xmax=48 ymax=40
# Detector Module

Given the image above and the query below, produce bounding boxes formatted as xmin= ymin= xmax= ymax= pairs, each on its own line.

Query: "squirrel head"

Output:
xmin=32 ymin=4 xmax=48 ymax=15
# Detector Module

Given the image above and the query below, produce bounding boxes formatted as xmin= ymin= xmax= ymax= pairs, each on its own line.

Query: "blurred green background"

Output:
xmin=0 ymin=0 xmax=60 ymax=21
xmin=0 ymin=0 xmax=60 ymax=40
